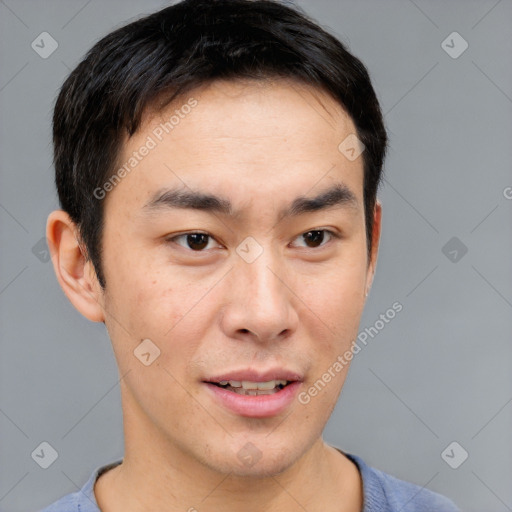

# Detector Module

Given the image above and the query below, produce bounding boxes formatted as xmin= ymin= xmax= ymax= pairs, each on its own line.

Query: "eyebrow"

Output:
xmin=142 ymin=182 xmax=358 ymax=220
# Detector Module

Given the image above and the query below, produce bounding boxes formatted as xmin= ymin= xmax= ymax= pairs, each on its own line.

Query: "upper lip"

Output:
xmin=204 ymin=368 xmax=303 ymax=383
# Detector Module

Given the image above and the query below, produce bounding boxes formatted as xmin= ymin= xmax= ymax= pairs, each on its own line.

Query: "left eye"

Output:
xmin=291 ymin=229 xmax=337 ymax=249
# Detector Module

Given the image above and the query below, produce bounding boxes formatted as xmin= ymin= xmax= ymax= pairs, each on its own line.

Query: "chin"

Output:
xmin=200 ymin=438 xmax=303 ymax=479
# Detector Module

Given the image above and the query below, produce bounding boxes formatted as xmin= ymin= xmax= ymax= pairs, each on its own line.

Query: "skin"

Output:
xmin=47 ymin=78 xmax=381 ymax=512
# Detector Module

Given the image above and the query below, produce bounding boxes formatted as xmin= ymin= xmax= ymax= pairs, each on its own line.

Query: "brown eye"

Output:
xmin=169 ymin=232 xmax=217 ymax=251
xmin=293 ymin=229 xmax=337 ymax=249
xmin=185 ymin=233 xmax=209 ymax=250
xmin=303 ymin=230 xmax=326 ymax=248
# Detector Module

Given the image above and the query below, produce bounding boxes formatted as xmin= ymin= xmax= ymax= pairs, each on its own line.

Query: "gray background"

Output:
xmin=1 ymin=0 xmax=511 ymax=510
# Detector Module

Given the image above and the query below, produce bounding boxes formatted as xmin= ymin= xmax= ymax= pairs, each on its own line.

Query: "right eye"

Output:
xmin=166 ymin=232 xmax=221 ymax=252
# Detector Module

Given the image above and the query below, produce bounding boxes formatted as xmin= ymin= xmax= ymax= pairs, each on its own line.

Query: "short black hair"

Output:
xmin=53 ymin=0 xmax=388 ymax=289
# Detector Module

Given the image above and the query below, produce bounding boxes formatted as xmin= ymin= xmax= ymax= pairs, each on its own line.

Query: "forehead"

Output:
xmin=143 ymin=78 xmax=356 ymax=147
xmin=108 ymin=79 xmax=364 ymax=216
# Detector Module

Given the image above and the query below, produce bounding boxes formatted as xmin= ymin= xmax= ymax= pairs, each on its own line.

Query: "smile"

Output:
xmin=212 ymin=379 xmax=290 ymax=395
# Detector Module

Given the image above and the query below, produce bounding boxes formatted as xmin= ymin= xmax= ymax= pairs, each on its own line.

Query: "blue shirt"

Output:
xmin=39 ymin=453 xmax=460 ymax=511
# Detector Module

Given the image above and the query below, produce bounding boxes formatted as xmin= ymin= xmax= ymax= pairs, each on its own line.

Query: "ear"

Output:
xmin=365 ymin=201 xmax=382 ymax=297
xmin=46 ymin=210 xmax=105 ymax=322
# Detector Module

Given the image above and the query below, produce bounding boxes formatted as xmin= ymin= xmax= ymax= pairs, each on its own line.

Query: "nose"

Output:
xmin=219 ymin=244 xmax=299 ymax=344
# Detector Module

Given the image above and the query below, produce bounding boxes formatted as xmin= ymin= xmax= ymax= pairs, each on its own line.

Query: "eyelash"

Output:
xmin=167 ymin=229 xmax=340 ymax=252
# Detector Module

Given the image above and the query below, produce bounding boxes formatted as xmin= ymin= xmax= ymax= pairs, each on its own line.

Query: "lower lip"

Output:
xmin=204 ymin=381 xmax=302 ymax=418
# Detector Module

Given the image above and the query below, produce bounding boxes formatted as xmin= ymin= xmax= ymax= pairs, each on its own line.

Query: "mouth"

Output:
xmin=203 ymin=369 xmax=303 ymax=418
xmin=209 ymin=379 xmax=291 ymax=396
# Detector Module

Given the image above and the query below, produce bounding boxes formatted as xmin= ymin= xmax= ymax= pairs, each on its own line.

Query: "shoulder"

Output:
xmin=345 ymin=453 xmax=461 ymax=512
xmin=38 ymin=491 xmax=87 ymax=512
xmin=38 ymin=460 xmax=122 ymax=512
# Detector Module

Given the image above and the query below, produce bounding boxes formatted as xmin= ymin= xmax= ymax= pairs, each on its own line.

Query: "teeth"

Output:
xmin=253 ymin=380 xmax=275 ymax=390
xmin=214 ymin=379 xmax=290 ymax=391
xmin=227 ymin=380 xmax=289 ymax=390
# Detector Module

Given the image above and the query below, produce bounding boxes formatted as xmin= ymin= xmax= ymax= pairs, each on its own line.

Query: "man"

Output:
xmin=42 ymin=0 xmax=460 ymax=510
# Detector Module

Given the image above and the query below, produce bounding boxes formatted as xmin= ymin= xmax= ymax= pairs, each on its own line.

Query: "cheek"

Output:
xmin=106 ymin=278 xmax=206 ymax=421
xmin=303 ymin=262 xmax=366 ymax=333
xmin=297 ymin=262 xmax=366 ymax=408
xmin=127 ymin=275 xmax=219 ymax=375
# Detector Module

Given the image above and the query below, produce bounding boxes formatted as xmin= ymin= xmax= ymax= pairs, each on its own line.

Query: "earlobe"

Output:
xmin=365 ymin=201 xmax=382 ymax=297
xmin=46 ymin=210 xmax=105 ymax=323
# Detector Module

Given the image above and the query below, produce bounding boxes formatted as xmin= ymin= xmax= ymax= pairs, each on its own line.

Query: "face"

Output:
xmin=91 ymin=79 xmax=380 ymax=477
